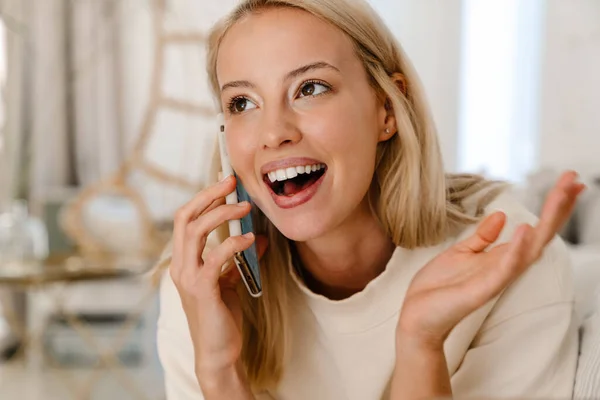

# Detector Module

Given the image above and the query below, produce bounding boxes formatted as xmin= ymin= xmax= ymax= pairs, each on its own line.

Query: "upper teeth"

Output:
xmin=267 ymin=163 xmax=325 ymax=183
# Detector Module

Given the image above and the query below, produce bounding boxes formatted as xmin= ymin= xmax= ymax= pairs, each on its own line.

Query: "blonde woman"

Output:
xmin=157 ymin=0 xmax=584 ymax=398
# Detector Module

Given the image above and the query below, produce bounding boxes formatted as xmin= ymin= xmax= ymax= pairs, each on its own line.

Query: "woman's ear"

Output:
xmin=378 ymin=73 xmax=407 ymax=143
xmin=391 ymin=72 xmax=407 ymax=97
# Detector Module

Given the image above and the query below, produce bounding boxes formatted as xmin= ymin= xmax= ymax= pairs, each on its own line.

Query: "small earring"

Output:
xmin=385 ymin=128 xmax=390 ymax=134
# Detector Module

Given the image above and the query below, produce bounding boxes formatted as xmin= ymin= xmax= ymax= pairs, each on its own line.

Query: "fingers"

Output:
xmin=202 ymin=234 xmax=256 ymax=286
xmin=183 ymin=202 xmax=251 ymax=269
xmin=457 ymin=212 xmax=506 ymax=253
xmin=188 ymin=202 xmax=251 ymax=249
xmin=466 ymin=224 xmax=533 ymax=306
xmin=497 ymin=224 xmax=534 ymax=284
xmin=176 ymin=175 xmax=237 ymax=225
xmin=463 ymin=170 xmax=583 ymax=307
xmin=204 ymin=196 xmax=226 ymax=215
xmin=221 ymin=234 xmax=267 ymax=288
xmin=171 ymin=176 xmax=237 ymax=276
xmin=533 ymin=170 xmax=585 ymax=252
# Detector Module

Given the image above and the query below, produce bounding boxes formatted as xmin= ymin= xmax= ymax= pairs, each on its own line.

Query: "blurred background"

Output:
xmin=0 ymin=0 xmax=598 ymax=399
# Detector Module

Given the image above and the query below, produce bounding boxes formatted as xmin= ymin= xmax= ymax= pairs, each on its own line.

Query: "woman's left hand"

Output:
xmin=397 ymin=171 xmax=585 ymax=350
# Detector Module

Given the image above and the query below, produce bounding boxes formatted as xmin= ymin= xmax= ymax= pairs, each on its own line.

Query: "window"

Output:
xmin=458 ymin=0 xmax=545 ymax=181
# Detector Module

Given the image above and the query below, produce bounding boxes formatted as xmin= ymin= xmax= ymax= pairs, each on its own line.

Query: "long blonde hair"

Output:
xmin=200 ymin=0 xmax=503 ymax=391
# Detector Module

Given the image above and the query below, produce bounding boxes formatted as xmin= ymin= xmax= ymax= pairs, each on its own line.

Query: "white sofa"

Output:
xmin=571 ymin=245 xmax=600 ymax=324
xmin=572 ymin=245 xmax=600 ymax=397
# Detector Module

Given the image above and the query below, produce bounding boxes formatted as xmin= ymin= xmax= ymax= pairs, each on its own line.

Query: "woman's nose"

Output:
xmin=259 ymin=110 xmax=302 ymax=150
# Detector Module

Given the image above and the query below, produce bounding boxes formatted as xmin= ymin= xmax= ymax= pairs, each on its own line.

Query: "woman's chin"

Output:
xmin=270 ymin=215 xmax=330 ymax=243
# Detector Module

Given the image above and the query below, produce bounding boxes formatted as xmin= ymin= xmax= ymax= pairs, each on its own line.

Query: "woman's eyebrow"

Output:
xmin=220 ymin=61 xmax=340 ymax=93
xmin=221 ymin=80 xmax=255 ymax=93
xmin=284 ymin=61 xmax=340 ymax=81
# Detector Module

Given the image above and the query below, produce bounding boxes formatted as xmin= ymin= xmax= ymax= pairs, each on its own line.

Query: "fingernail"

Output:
xmin=237 ymin=201 xmax=249 ymax=207
xmin=220 ymin=174 xmax=232 ymax=183
xmin=243 ymin=232 xmax=254 ymax=239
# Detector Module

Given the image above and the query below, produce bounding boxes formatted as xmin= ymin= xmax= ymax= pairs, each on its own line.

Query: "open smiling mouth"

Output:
xmin=264 ymin=163 xmax=327 ymax=197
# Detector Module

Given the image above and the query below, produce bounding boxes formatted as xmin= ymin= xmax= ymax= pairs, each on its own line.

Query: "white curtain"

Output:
xmin=0 ymin=0 xmax=127 ymax=208
xmin=70 ymin=0 xmax=124 ymax=186
xmin=27 ymin=0 xmax=73 ymax=204
xmin=2 ymin=0 xmax=234 ymax=217
xmin=0 ymin=0 xmax=27 ymax=205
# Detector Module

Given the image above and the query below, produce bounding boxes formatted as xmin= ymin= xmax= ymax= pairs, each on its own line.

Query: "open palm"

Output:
xmin=398 ymin=171 xmax=585 ymax=345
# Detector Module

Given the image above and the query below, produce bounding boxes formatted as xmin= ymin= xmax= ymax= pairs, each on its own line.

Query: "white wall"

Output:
xmin=538 ymin=0 xmax=600 ymax=174
xmin=372 ymin=0 xmax=463 ymax=171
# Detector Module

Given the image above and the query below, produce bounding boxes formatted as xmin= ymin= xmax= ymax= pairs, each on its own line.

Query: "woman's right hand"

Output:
xmin=169 ymin=175 xmax=266 ymax=387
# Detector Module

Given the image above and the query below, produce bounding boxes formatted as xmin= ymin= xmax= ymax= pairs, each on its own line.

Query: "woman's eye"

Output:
xmin=228 ymin=97 xmax=257 ymax=114
xmin=298 ymin=82 xmax=329 ymax=98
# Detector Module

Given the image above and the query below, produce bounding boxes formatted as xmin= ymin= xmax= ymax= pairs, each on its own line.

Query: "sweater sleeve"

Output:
xmin=451 ymin=301 xmax=578 ymax=397
xmin=157 ymin=266 xmax=207 ymax=400
xmin=450 ymin=194 xmax=579 ymax=398
xmin=575 ymin=292 xmax=600 ymax=398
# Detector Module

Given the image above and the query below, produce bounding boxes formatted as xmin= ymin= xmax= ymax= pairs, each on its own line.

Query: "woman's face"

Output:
xmin=217 ymin=7 xmax=390 ymax=241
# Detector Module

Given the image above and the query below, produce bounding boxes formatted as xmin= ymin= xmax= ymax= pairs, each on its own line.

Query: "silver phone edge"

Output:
xmin=234 ymin=252 xmax=262 ymax=298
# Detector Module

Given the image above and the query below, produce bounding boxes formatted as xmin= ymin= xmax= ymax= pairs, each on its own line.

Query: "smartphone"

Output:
xmin=217 ymin=113 xmax=262 ymax=298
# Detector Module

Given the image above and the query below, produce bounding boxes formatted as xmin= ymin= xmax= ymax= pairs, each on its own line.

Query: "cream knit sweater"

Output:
xmin=157 ymin=193 xmax=578 ymax=399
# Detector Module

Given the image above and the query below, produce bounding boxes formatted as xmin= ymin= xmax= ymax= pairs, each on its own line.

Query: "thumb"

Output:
xmin=456 ymin=211 xmax=506 ymax=253
xmin=256 ymin=234 xmax=269 ymax=260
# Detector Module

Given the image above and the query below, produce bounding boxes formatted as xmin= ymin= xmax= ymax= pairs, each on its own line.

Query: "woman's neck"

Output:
xmin=293 ymin=202 xmax=395 ymax=300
